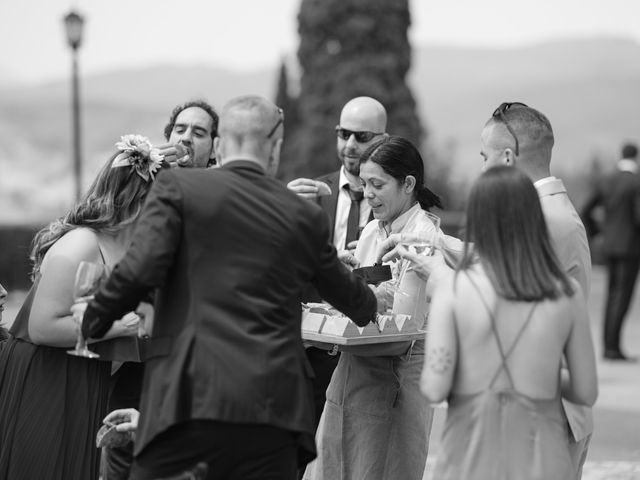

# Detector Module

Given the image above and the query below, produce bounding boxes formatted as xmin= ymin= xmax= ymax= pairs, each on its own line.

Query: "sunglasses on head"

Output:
xmin=492 ymin=102 xmax=528 ymax=156
xmin=267 ymin=107 xmax=284 ymax=139
xmin=335 ymin=126 xmax=383 ymax=143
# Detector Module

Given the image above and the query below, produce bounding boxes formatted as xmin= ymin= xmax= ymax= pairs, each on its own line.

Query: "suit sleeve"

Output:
xmin=310 ymin=210 xmax=377 ymax=327
xmin=82 ymin=172 xmax=183 ymax=338
xmin=580 ymin=185 xmax=602 ymax=238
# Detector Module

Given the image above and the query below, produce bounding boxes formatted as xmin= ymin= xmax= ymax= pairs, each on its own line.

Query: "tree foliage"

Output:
xmin=277 ymin=0 xmax=424 ymax=181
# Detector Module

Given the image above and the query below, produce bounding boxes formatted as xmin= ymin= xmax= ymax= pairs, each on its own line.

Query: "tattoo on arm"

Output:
xmin=428 ymin=346 xmax=453 ymax=374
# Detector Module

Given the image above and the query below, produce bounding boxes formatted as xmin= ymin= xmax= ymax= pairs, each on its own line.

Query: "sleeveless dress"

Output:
xmin=434 ymin=276 xmax=574 ymax=480
xmin=0 ymin=277 xmax=111 ymax=479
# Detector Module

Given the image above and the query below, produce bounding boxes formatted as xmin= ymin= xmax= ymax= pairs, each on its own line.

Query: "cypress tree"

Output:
xmin=292 ymin=0 xmax=424 ymax=179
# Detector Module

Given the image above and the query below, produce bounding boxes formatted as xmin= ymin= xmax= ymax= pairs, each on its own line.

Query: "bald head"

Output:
xmin=215 ymin=95 xmax=283 ymax=175
xmin=336 ymin=97 xmax=388 ymax=177
xmin=480 ymin=105 xmax=555 ymax=181
xmin=340 ymin=96 xmax=387 ymax=133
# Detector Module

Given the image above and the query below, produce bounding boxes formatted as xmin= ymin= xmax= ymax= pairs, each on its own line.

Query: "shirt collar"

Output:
xmin=533 ymin=175 xmax=557 ymax=188
xmin=377 ymin=203 xmax=422 ymax=236
xmin=339 ymin=166 xmax=361 ymax=190
xmin=221 ymin=158 xmax=266 ymax=174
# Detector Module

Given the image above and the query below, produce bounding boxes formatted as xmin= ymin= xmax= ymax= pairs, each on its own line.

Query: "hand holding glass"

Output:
xmin=387 ymin=212 xmax=441 ymax=296
xmin=67 ymin=261 xmax=108 ymax=358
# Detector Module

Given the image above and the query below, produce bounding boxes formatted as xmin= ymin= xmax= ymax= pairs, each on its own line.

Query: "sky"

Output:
xmin=1 ymin=0 xmax=639 ymax=87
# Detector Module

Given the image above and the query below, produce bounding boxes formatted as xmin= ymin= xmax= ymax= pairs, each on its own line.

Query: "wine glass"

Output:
xmin=67 ymin=261 xmax=108 ymax=358
xmin=386 ymin=211 xmax=442 ymax=297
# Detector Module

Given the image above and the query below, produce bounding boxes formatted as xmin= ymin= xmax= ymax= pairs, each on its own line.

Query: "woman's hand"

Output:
xmin=338 ymin=250 xmax=360 ymax=269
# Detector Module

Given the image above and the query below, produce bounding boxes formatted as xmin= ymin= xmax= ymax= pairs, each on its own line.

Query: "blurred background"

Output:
xmin=1 ymin=0 xmax=640 ymax=289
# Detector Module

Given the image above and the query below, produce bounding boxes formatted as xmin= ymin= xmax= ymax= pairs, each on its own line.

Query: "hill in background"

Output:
xmin=1 ymin=36 xmax=638 ymax=222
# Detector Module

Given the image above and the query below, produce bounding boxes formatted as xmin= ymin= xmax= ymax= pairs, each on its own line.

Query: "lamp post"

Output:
xmin=63 ymin=10 xmax=85 ymax=202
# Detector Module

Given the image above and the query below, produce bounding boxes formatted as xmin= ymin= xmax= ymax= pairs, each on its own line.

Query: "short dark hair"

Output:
xmin=163 ymin=100 xmax=219 ymax=141
xmin=622 ymin=143 xmax=638 ymax=159
xmin=359 ymin=136 xmax=443 ymax=211
xmin=458 ymin=166 xmax=574 ymax=301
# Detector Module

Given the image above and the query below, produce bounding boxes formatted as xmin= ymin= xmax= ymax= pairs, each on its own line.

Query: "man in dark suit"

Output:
xmin=582 ymin=142 xmax=640 ymax=361
xmin=79 ymin=95 xmax=377 ymax=480
xmin=101 ymin=99 xmax=221 ymax=480
xmin=286 ymin=96 xmax=387 ymax=430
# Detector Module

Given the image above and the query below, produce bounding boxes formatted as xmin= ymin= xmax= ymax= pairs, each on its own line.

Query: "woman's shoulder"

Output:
xmin=42 ymin=227 xmax=102 ymax=263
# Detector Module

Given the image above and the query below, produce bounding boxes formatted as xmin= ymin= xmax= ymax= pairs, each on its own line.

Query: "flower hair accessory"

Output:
xmin=111 ymin=134 xmax=164 ymax=182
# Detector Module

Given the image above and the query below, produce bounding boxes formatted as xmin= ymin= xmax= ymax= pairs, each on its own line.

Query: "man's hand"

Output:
xmin=376 ymin=234 xmax=447 ymax=282
xmin=376 ymin=233 xmax=402 ymax=264
xmin=287 ymin=178 xmax=332 ymax=199
xmin=155 ymin=142 xmax=192 ymax=168
xmin=103 ymin=408 xmax=140 ymax=433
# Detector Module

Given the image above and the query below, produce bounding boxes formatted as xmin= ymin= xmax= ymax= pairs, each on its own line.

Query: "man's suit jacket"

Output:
xmin=316 ymin=170 xmax=341 ymax=243
xmin=537 ymin=177 xmax=593 ymax=442
xmin=582 ymin=168 xmax=640 ymax=258
xmin=83 ymin=161 xmax=377 ymax=463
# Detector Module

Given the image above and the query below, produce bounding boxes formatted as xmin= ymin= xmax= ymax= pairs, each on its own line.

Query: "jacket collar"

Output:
xmin=221 ymin=159 xmax=266 ymax=174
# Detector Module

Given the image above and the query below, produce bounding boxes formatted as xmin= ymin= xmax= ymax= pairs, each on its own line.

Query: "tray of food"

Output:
xmin=301 ymin=303 xmax=425 ymax=345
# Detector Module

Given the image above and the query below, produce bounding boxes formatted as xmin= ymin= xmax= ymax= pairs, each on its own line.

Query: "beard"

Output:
xmin=340 ymin=148 xmax=361 ymax=176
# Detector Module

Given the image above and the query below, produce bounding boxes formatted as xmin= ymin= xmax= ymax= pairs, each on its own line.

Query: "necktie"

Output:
xmin=345 ymin=185 xmax=364 ymax=247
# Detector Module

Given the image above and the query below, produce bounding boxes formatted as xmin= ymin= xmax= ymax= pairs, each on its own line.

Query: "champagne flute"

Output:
xmin=67 ymin=261 xmax=108 ymax=358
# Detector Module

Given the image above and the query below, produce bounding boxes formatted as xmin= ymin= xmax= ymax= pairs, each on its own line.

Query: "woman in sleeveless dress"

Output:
xmin=0 ymin=135 xmax=166 ymax=480
xmin=306 ymin=136 xmax=463 ymax=480
xmin=421 ymin=166 xmax=598 ymax=480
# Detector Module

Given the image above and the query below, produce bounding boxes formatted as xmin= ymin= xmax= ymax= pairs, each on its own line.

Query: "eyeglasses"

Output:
xmin=335 ymin=126 xmax=383 ymax=143
xmin=267 ymin=107 xmax=284 ymax=139
xmin=492 ymin=102 xmax=528 ymax=156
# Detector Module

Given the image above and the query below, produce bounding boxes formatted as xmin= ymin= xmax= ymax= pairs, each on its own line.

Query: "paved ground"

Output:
xmin=2 ymin=265 xmax=639 ymax=478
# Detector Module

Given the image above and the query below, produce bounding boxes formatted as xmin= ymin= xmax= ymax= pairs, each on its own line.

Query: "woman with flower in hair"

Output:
xmin=0 ymin=135 xmax=166 ymax=480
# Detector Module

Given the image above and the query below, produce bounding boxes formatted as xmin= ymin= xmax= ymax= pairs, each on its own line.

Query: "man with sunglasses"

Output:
xmin=288 ymin=96 xmax=388 ymax=253
xmin=287 ymin=97 xmax=387 ymax=444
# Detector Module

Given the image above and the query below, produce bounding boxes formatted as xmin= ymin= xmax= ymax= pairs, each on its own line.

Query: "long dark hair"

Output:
xmin=359 ymin=136 xmax=442 ymax=211
xmin=458 ymin=166 xmax=574 ymax=300
xmin=30 ymin=144 xmax=167 ymax=278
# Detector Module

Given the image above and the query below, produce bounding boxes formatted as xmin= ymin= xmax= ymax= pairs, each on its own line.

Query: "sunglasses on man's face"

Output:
xmin=492 ymin=102 xmax=528 ymax=156
xmin=335 ymin=126 xmax=383 ymax=144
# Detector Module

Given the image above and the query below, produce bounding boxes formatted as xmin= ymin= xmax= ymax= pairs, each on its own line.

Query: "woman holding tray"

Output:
xmin=421 ymin=166 xmax=597 ymax=479
xmin=304 ymin=136 xmax=463 ymax=480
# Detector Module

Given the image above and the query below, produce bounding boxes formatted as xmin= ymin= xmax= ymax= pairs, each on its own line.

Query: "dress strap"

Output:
xmin=465 ymin=271 xmax=537 ymax=390
xmin=96 ymin=238 xmax=107 ymax=266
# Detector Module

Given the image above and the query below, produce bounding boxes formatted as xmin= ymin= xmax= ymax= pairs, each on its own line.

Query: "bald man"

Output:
xmin=287 ymin=97 xmax=388 ymax=437
xmin=79 ymin=95 xmax=377 ymax=480
xmin=289 ymin=96 xmax=388 ymax=252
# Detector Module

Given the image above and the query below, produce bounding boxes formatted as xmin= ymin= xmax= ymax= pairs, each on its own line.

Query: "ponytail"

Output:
xmin=417 ymin=186 xmax=442 ymax=211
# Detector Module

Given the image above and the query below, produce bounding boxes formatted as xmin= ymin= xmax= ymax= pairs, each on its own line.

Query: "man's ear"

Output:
xmin=213 ymin=137 xmax=222 ymax=165
xmin=503 ymin=148 xmax=516 ymax=167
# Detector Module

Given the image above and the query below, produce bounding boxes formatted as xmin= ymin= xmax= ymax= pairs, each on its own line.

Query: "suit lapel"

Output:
xmin=319 ymin=171 xmax=341 ymax=242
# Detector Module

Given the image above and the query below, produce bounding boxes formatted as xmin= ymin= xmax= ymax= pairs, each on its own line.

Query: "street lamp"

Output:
xmin=63 ymin=10 xmax=85 ymax=202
